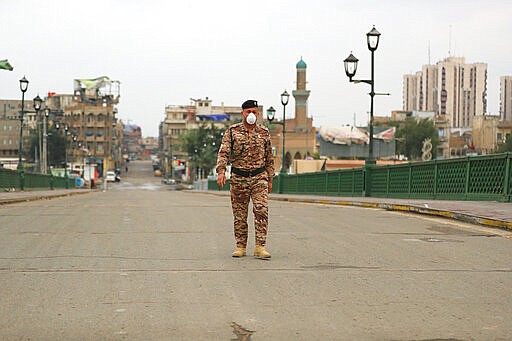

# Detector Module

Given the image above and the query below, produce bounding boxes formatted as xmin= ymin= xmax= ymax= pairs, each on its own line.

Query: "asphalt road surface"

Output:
xmin=0 ymin=161 xmax=511 ymax=340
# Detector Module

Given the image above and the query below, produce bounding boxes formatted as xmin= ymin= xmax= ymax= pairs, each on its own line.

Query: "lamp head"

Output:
xmin=33 ymin=95 xmax=42 ymax=111
xmin=366 ymin=26 xmax=381 ymax=51
xmin=343 ymin=53 xmax=359 ymax=79
xmin=266 ymin=106 xmax=276 ymax=121
xmin=281 ymin=90 xmax=290 ymax=106
xmin=19 ymin=76 xmax=29 ymax=93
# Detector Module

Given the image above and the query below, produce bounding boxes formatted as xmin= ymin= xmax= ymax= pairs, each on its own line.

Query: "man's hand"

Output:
xmin=217 ymin=173 xmax=226 ymax=188
xmin=268 ymin=182 xmax=272 ymax=193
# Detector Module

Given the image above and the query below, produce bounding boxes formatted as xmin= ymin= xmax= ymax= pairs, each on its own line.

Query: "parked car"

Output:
xmin=106 ymin=171 xmax=116 ymax=182
xmin=162 ymin=178 xmax=176 ymax=185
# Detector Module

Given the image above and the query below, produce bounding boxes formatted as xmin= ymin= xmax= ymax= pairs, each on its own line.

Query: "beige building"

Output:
xmin=403 ymin=73 xmax=420 ymax=111
xmin=403 ymin=57 xmax=487 ymax=128
xmin=160 ymin=98 xmax=248 ymax=158
xmin=0 ymin=99 xmax=37 ymax=162
xmin=500 ymin=76 xmax=512 ymax=122
xmin=472 ymin=115 xmax=499 ymax=155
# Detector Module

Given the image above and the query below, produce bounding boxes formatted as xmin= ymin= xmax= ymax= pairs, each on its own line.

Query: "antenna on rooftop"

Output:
xmin=448 ymin=24 xmax=452 ymax=57
xmin=428 ymin=40 xmax=431 ymax=65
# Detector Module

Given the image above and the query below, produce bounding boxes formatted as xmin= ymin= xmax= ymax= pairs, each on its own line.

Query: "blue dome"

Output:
xmin=296 ymin=58 xmax=307 ymax=69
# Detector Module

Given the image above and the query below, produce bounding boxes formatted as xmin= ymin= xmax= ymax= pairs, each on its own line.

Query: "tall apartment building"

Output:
xmin=500 ymin=76 xmax=512 ymax=122
xmin=403 ymin=57 xmax=487 ymax=128
xmin=403 ymin=73 xmax=419 ymax=111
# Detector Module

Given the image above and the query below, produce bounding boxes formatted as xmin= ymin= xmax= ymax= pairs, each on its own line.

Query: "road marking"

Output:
xmin=115 ymin=309 xmax=126 ymax=313
xmin=388 ymin=211 xmax=510 ymax=237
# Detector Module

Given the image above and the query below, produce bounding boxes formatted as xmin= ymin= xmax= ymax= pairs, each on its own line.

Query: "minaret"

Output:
xmin=292 ymin=58 xmax=310 ymax=130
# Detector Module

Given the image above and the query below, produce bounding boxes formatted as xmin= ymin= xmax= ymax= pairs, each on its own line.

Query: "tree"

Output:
xmin=178 ymin=123 xmax=227 ymax=178
xmin=395 ymin=118 xmax=439 ymax=160
xmin=26 ymin=124 xmax=66 ymax=171
xmin=497 ymin=136 xmax=512 ymax=153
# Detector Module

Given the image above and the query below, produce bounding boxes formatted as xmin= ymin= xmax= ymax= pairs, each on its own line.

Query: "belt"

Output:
xmin=231 ymin=166 xmax=266 ymax=177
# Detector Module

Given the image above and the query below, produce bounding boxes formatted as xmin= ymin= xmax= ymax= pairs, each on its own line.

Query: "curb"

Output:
xmin=0 ymin=190 xmax=95 ymax=206
xmin=200 ymin=191 xmax=512 ymax=232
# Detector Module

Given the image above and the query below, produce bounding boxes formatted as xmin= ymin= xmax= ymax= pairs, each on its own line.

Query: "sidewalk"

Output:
xmin=201 ymin=190 xmax=512 ymax=231
xmin=0 ymin=189 xmax=94 ymax=206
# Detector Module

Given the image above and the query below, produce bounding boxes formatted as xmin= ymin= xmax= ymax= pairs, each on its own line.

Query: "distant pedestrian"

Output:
xmin=216 ymin=99 xmax=274 ymax=259
xmin=125 ymin=166 xmax=128 ymax=173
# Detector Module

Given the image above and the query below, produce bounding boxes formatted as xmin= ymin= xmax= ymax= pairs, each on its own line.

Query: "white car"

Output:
xmin=106 ymin=171 xmax=116 ymax=182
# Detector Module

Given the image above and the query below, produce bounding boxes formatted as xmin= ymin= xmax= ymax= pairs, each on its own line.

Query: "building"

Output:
xmin=403 ymin=73 xmax=420 ymax=112
xmin=159 ymin=97 xmax=259 ymax=178
xmin=60 ymin=77 xmax=121 ymax=175
xmin=269 ymin=58 xmax=317 ymax=172
xmin=403 ymin=57 xmax=487 ymax=128
xmin=0 ymin=99 xmax=37 ymax=165
xmin=500 ymin=76 xmax=512 ymax=122
xmin=123 ymin=123 xmax=143 ymax=159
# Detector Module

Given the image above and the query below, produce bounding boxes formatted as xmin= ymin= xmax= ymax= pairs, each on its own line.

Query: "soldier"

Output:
xmin=216 ymin=99 xmax=274 ymax=259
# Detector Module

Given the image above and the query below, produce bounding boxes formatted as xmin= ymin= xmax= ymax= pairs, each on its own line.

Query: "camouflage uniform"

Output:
xmin=216 ymin=122 xmax=274 ymax=247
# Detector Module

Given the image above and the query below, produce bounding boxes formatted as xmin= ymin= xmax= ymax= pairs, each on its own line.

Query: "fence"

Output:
xmin=208 ymin=152 xmax=512 ymax=202
xmin=0 ymin=168 xmax=71 ymax=191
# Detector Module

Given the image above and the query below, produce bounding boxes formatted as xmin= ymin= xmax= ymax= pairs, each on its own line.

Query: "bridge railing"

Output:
xmin=208 ymin=152 xmax=512 ymax=202
xmin=0 ymin=168 xmax=71 ymax=191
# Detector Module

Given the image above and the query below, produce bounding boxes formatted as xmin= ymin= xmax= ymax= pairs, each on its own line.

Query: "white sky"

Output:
xmin=1 ymin=0 xmax=511 ymax=137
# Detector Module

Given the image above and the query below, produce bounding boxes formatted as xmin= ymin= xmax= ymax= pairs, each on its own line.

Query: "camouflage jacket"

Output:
xmin=216 ymin=122 xmax=274 ymax=182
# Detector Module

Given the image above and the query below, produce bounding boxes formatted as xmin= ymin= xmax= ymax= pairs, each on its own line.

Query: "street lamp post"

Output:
xmin=33 ymin=95 xmax=43 ymax=172
xmin=43 ymin=107 xmax=50 ymax=174
xmin=17 ymin=77 xmax=29 ymax=173
xmin=55 ymin=122 xmax=70 ymax=188
xmin=343 ymin=26 xmax=388 ymax=165
xmin=266 ymin=90 xmax=290 ymax=173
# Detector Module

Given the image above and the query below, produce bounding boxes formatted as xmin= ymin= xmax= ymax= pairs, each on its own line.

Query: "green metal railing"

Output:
xmin=208 ymin=153 xmax=512 ymax=202
xmin=0 ymin=168 xmax=71 ymax=191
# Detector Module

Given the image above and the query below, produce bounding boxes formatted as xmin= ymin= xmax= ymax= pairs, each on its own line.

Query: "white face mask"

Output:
xmin=246 ymin=112 xmax=257 ymax=125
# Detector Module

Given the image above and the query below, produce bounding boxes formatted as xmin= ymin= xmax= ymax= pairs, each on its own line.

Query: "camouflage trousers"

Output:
xmin=229 ymin=173 xmax=269 ymax=248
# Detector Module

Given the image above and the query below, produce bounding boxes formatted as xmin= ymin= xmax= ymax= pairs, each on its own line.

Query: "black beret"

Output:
xmin=241 ymin=99 xmax=258 ymax=109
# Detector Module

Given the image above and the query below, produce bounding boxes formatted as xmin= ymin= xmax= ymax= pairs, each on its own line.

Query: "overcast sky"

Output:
xmin=1 ymin=0 xmax=511 ymax=137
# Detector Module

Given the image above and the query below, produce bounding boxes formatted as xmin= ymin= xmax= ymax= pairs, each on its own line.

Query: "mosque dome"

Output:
xmin=296 ymin=58 xmax=307 ymax=69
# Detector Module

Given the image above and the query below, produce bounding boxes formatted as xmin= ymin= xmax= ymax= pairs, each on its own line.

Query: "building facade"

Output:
xmin=0 ymin=99 xmax=36 ymax=164
xmin=500 ymin=76 xmax=512 ymax=122
xmin=403 ymin=57 xmax=487 ymax=128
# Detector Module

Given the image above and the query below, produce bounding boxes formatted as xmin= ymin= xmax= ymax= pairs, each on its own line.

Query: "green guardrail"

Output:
xmin=207 ymin=152 xmax=512 ymax=202
xmin=0 ymin=168 xmax=71 ymax=191
xmin=208 ymin=175 xmax=281 ymax=194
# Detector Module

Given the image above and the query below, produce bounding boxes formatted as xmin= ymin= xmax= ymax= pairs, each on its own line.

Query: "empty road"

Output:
xmin=0 ymin=161 xmax=511 ymax=340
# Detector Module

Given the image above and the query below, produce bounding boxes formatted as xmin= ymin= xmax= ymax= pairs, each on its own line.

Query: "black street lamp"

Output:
xmin=33 ymin=95 xmax=42 ymax=172
xmin=343 ymin=26 xmax=388 ymax=165
xmin=266 ymin=90 xmax=290 ymax=173
xmin=17 ymin=76 xmax=29 ymax=175
xmin=43 ymin=107 xmax=50 ymax=174
xmin=55 ymin=122 xmax=70 ymax=188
